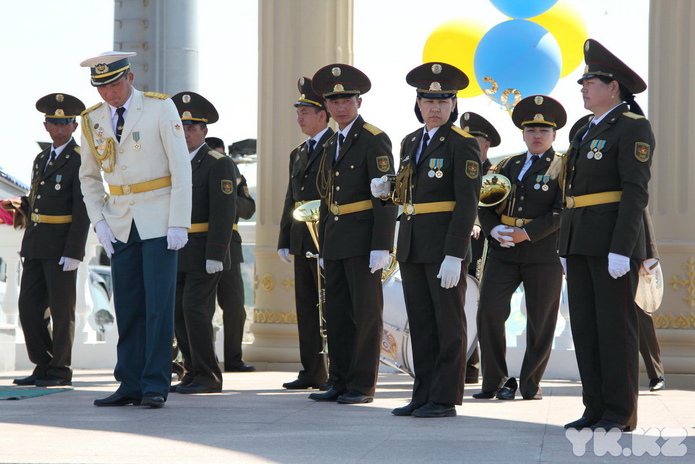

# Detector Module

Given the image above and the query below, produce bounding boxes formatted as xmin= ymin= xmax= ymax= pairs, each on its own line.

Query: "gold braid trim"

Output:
xmin=391 ymin=163 xmax=412 ymax=206
xmin=316 ymin=146 xmax=332 ymax=201
xmin=81 ymin=113 xmax=116 ymax=173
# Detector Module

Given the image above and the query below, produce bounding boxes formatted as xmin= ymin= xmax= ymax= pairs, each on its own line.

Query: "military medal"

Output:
xmin=589 ymin=139 xmax=606 ymax=160
xmin=429 ymin=158 xmax=444 ymax=179
xmin=534 ymin=175 xmax=542 ymax=190
xmin=55 ymin=175 xmax=62 ymax=191
xmin=133 ymin=132 xmax=141 ymax=151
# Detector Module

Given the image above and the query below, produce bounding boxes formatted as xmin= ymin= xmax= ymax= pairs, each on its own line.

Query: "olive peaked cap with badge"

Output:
xmin=36 ymin=93 xmax=85 ymax=124
xmin=406 ymin=62 xmax=469 ymax=99
xmin=577 ymin=39 xmax=647 ymax=94
xmin=294 ymin=77 xmax=325 ymax=109
xmin=460 ymin=112 xmax=501 ymax=147
xmin=511 ymin=95 xmax=567 ymax=130
xmin=172 ymin=91 xmax=219 ymax=125
xmin=80 ymin=51 xmax=136 ymax=87
xmin=311 ymin=64 xmax=371 ymax=99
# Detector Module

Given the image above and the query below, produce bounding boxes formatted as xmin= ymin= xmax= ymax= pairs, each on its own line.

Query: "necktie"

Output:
xmin=44 ymin=150 xmax=56 ymax=173
xmin=583 ymin=122 xmax=596 ymax=140
xmin=416 ymin=132 xmax=430 ymax=163
xmin=115 ymin=107 xmax=126 ymax=142
xmin=336 ymin=134 xmax=345 ymax=160
xmin=307 ymin=139 xmax=316 ymax=156
xmin=530 ymin=154 xmax=539 ymax=166
xmin=520 ymin=155 xmax=539 ymax=181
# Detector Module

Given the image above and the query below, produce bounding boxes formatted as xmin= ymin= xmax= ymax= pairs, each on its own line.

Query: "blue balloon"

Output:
xmin=490 ymin=0 xmax=559 ymax=19
xmin=474 ymin=20 xmax=561 ymax=109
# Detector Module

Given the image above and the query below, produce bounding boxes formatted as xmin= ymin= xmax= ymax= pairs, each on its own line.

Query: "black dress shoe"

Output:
xmin=35 ymin=376 xmax=72 ymax=387
xmin=391 ymin=401 xmax=426 ymax=416
xmin=564 ymin=417 xmax=596 ymax=429
xmin=225 ymin=364 xmax=256 ymax=373
xmin=176 ymin=382 xmax=222 ymax=394
xmin=141 ymin=393 xmax=165 ymax=408
xmin=472 ymin=390 xmax=496 ymax=399
xmin=169 ymin=380 xmax=192 ymax=393
xmin=591 ymin=419 xmax=630 ymax=432
xmin=13 ymin=375 xmax=38 ymax=386
xmin=337 ymin=389 xmax=373 ymax=404
xmin=94 ymin=392 xmax=141 ymax=407
xmin=496 ymin=377 xmax=517 ymax=400
xmin=308 ymin=388 xmax=345 ymax=402
xmin=319 ymin=381 xmax=334 ymax=391
xmin=282 ymin=379 xmax=320 ymax=389
xmin=412 ymin=402 xmax=456 ymax=418
xmin=649 ymin=376 xmax=665 ymax=391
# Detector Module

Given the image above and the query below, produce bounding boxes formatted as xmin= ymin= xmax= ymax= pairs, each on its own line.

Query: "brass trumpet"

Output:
xmin=479 ymin=173 xmax=512 ymax=207
xmin=292 ymin=200 xmax=328 ymax=354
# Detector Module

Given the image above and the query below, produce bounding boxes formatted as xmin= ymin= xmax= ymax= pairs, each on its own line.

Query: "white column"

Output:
xmin=244 ymin=0 xmax=353 ymax=366
xmin=647 ymin=1 xmax=695 ymax=378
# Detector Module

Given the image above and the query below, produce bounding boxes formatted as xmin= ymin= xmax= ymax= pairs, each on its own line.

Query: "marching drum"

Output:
xmin=380 ymin=269 xmax=480 ymax=377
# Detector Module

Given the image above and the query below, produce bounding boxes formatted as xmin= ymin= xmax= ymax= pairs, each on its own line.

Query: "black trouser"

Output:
xmin=400 ymin=261 xmax=468 ymax=405
xmin=18 ymin=258 xmax=77 ymax=381
xmin=566 ymin=254 xmax=639 ymax=429
xmin=217 ymin=264 xmax=246 ymax=370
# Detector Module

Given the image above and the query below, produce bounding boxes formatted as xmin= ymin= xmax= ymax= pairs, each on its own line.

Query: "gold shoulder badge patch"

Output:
xmin=144 ymin=91 xmax=169 ymax=100
xmin=221 ymin=179 xmax=234 ymax=194
xmin=81 ymin=102 xmax=103 ymax=116
xmin=376 ymin=155 xmax=390 ymax=173
xmin=363 ymin=123 xmax=383 ymax=135
xmin=452 ymin=125 xmax=474 ymax=138
xmin=635 ymin=142 xmax=651 ymax=162
xmin=466 ymin=160 xmax=480 ymax=179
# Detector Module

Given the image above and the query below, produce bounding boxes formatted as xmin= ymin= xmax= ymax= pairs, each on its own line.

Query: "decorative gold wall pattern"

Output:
xmin=654 ymin=313 xmax=695 ymax=330
xmin=668 ymin=258 xmax=695 ymax=308
xmin=261 ymin=273 xmax=275 ymax=292
xmin=253 ymin=308 xmax=298 ymax=324
xmin=282 ymin=276 xmax=295 ymax=291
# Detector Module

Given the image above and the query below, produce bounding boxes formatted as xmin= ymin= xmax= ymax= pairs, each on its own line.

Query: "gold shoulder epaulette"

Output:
xmin=623 ymin=111 xmax=645 ymax=120
xmin=74 ymin=146 xmax=81 ymax=155
xmin=363 ymin=123 xmax=383 ymax=135
xmin=494 ymin=154 xmax=516 ymax=172
xmin=207 ymin=150 xmax=225 ymax=160
xmin=144 ymin=91 xmax=169 ymax=100
xmin=451 ymin=125 xmax=474 ymax=138
xmin=81 ymin=102 xmax=103 ymax=116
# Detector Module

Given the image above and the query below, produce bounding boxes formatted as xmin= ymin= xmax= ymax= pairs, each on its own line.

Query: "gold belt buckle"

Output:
xmin=331 ymin=203 xmax=340 ymax=215
xmin=122 ymin=184 xmax=132 ymax=195
xmin=566 ymin=196 xmax=575 ymax=208
xmin=515 ymin=218 xmax=525 ymax=227
xmin=31 ymin=213 xmax=39 ymax=222
xmin=405 ymin=204 xmax=415 ymax=215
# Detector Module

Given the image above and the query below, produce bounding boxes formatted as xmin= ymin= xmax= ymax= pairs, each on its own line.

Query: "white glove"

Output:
xmin=437 ymin=255 xmax=463 ymax=289
xmin=59 ymin=256 xmax=81 ymax=272
xmin=608 ymin=252 xmax=630 ymax=279
xmin=278 ymin=248 xmax=291 ymax=264
xmin=491 ymin=225 xmax=515 ymax=247
xmin=205 ymin=259 xmax=224 ymax=274
xmin=319 ymin=258 xmax=324 ymax=269
xmin=369 ymin=250 xmax=390 ymax=274
xmin=471 ymin=225 xmax=481 ymax=240
xmin=560 ymin=257 xmax=567 ymax=276
xmin=641 ymin=258 xmax=659 ymax=276
xmin=167 ymin=227 xmax=188 ymax=250
xmin=95 ymin=220 xmax=116 ymax=258
xmin=370 ymin=177 xmax=390 ymax=198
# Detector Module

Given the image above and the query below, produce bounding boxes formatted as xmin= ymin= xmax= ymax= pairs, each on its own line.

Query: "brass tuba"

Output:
xmin=479 ymin=173 xmax=512 ymax=207
xmin=292 ymin=200 xmax=327 ymax=354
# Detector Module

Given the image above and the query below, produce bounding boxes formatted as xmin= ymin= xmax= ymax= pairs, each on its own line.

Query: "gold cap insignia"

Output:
xmin=534 ymin=96 xmax=544 ymax=105
xmin=333 ymin=84 xmax=344 ymax=93
xmin=95 ymin=63 xmax=109 ymax=75
xmin=55 ymin=109 xmax=65 ymax=117
xmin=429 ymin=81 xmax=442 ymax=91
xmin=463 ymin=113 xmax=470 ymax=121
xmin=299 ymin=77 xmax=305 ymax=86
xmin=431 ymin=64 xmax=442 ymax=75
xmin=301 ymin=93 xmax=306 ymax=99
xmin=182 ymin=94 xmax=191 ymax=104
xmin=331 ymin=67 xmax=341 ymax=77
xmin=584 ymin=64 xmax=589 ymax=74
xmin=182 ymin=111 xmax=192 ymax=119
xmin=56 ymin=94 xmax=64 ymax=102
xmin=533 ymin=113 xmax=545 ymax=122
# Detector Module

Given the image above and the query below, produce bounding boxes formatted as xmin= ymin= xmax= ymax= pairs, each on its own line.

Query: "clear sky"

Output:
xmin=0 ymin=0 xmax=647 ymax=185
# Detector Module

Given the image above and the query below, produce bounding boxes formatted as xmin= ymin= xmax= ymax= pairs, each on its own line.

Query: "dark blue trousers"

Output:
xmin=111 ymin=224 xmax=177 ymax=399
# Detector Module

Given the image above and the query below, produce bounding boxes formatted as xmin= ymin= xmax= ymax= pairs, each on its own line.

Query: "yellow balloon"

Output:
xmin=529 ymin=0 xmax=588 ymax=78
xmin=423 ymin=18 xmax=489 ymax=99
